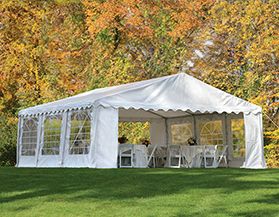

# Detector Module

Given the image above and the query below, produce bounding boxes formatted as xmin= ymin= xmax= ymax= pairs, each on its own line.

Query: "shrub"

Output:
xmin=265 ymin=144 xmax=279 ymax=168
xmin=264 ymin=129 xmax=279 ymax=168
xmin=0 ymin=143 xmax=16 ymax=166
xmin=0 ymin=115 xmax=17 ymax=166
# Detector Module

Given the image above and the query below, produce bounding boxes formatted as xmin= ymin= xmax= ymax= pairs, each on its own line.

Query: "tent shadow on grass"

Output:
xmin=1 ymin=168 xmax=279 ymax=205
xmin=247 ymin=193 xmax=279 ymax=205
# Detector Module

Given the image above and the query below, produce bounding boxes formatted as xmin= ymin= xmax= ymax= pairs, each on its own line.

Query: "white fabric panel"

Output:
xmin=150 ymin=119 xmax=167 ymax=147
xmin=92 ymin=106 xmax=119 ymax=168
xmin=119 ymin=108 xmax=190 ymax=120
xmin=36 ymin=115 xmax=45 ymax=167
xmin=17 ymin=117 xmax=24 ymax=167
xmin=226 ymin=113 xmax=245 ymax=166
xmin=37 ymin=156 xmax=60 ymax=167
xmin=63 ymin=155 xmax=89 ymax=167
xmin=37 ymin=114 xmax=66 ymax=167
xmin=167 ymin=116 xmax=194 ymax=146
xmin=18 ymin=156 xmax=37 ymax=167
xmin=18 ymin=117 xmax=38 ymax=167
xmin=16 ymin=117 xmax=22 ymax=167
xmin=19 ymin=75 xmax=172 ymax=116
xmin=119 ymin=108 xmax=160 ymax=120
xmin=225 ymin=115 xmax=233 ymax=162
xmin=61 ymin=111 xmax=71 ymax=166
xmin=19 ymin=73 xmax=261 ymax=116
xmin=59 ymin=112 xmax=68 ymax=166
xmin=35 ymin=115 xmax=43 ymax=166
xmin=89 ymin=108 xmax=98 ymax=167
xmin=63 ymin=111 xmax=90 ymax=167
xmin=243 ymin=112 xmax=266 ymax=169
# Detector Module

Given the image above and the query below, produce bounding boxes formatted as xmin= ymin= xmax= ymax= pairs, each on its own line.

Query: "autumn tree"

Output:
xmin=0 ymin=0 xmax=92 ymax=164
xmin=190 ymin=0 xmax=278 ymax=166
xmin=82 ymin=0 xmax=214 ymax=84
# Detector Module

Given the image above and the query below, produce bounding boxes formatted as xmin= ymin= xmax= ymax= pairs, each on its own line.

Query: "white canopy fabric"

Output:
xmin=19 ymin=73 xmax=261 ymax=116
xmin=17 ymin=73 xmax=266 ymax=169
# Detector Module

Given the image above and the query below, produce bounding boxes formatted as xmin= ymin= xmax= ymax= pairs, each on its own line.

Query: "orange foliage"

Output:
xmin=83 ymin=0 xmax=214 ymax=40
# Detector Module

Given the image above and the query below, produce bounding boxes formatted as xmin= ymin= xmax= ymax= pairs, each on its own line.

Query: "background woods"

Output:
xmin=0 ymin=0 xmax=278 ymax=166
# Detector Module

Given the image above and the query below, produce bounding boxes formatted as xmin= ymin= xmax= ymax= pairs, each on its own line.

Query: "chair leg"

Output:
xmin=213 ymin=156 xmax=218 ymax=168
xmin=224 ymin=156 xmax=228 ymax=167
xmin=119 ymin=154 xmax=122 ymax=168
xmin=178 ymin=156 xmax=181 ymax=168
xmin=167 ymin=154 xmax=170 ymax=167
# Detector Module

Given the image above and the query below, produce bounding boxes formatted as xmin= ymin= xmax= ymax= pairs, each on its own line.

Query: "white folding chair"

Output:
xmin=134 ymin=145 xmax=148 ymax=168
xmin=192 ymin=146 xmax=204 ymax=168
xmin=167 ymin=145 xmax=181 ymax=168
xmin=216 ymin=145 xmax=228 ymax=167
xmin=180 ymin=146 xmax=191 ymax=168
xmin=156 ymin=146 xmax=168 ymax=167
xmin=181 ymin=146 xmax=204 ymax=168
xmin=203 ymin=145 xmax=218 ymax=168
xmin=147 ymin=144 xmax=158 ymax=168
xmin=119 ymin=144 xmax=134 ymax=168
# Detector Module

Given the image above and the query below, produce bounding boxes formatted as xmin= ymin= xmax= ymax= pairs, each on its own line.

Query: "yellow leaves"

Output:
xmin=84 ymin=0 xmax=155 ymax=39
xmin=3 ymin=92 xmax=13 ymax=101
xmin=265 ymin=129 xmax=279 ymax=168
xmin=265 ymin=130 xmax=279 ymax=141
xmin=265 ymin=144 xmax=279 ymax=168
xmin=83 ymin=0 xmax=213 ymax=41
xmin=8 ymin=42 xmax=27 ymax=55
xmin=6 ymin=116 xmax=18 ymax=125
xmin=206 ymin=0 xmax=278 ymax=69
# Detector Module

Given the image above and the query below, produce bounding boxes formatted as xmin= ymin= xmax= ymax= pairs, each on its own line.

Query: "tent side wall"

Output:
xmin=150 ymin=119 xmax=167 ymax=147
xmin=61 ymin=110 xmax=91 ymax=168
xmin=243 ymin=112 xmax=266 ymax=169
xmin=17 ymin=108 xmax=266 ymax=169
xmin=90 ymin=106 xmax=119 ymax=168
xmin=17 ymin=106 xmax=119 ymax=168
xmin=16 ymin=117 xmax=22 ymax=167
xmin=17 ymin=116 xmax=38 ymax=167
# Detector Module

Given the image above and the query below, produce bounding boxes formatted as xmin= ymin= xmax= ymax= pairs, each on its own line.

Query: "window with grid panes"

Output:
xmin=42 ymin=114 xmax=62 ymax=155
xmin=199 ymin=120 xmax=223 ymax=145
xmin=21 ymin=118 xmax=38 ymax=156
xmin=69 ymin=110 xmax=91 ymax=155
xmin=231 ymin=119 xmax=245 ymax=158
xmin=171 ymin=123 xmax=193 ymax=145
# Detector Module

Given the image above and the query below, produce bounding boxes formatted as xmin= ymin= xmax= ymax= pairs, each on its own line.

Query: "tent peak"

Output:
xmin=18 ymin=72 xmax=261 ymax=117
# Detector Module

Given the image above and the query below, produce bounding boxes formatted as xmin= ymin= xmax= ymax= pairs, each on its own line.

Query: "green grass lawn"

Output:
xmin=0 ymin=168 xmax=278 ymax=217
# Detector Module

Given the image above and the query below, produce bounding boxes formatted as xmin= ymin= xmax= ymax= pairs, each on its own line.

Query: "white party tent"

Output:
xmin=17 ymin=73 xmax=266 ymax=169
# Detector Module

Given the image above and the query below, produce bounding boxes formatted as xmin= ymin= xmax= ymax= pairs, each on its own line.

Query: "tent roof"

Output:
xmin=19 ymin=73 xmax=261 ymax=116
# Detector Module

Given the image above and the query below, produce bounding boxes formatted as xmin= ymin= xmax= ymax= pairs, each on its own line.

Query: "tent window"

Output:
xmin=231 ymin=119 xmax=245 ymax=158
xmin=171 ymin=123 xmax=193 ymax=145
xmin=42 ymin=114 xmax=62 ymax=155
xmin=118 ymin=122 xmax=150 ymax=144
xmin=69 ymin=110 xmax=91 ymax=155
xmin=21 ymin=118 xmax=38 ymax=156
xmin=199 ymin=120 xmax=223 ymax=145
